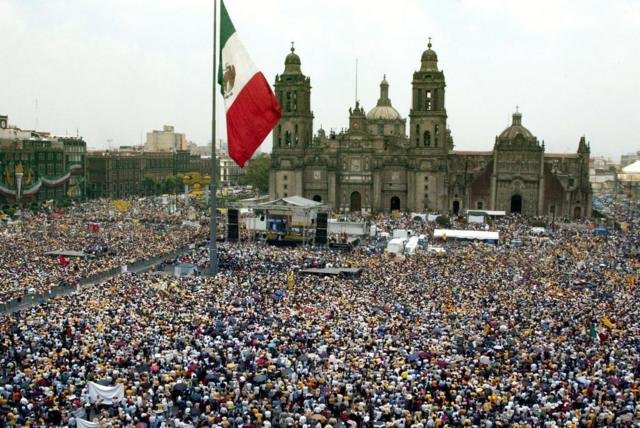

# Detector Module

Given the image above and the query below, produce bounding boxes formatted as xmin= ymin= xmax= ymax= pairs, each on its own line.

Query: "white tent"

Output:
xmin=433 ymin=229 xmax=499 ymax=241
xmin=619 ymin=160 xmax=640 ymax=182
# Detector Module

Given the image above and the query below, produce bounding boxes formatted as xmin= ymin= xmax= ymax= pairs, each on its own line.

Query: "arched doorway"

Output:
xmin=510 ymin=194 xmax=522 ymax=214
xmin=390 ymin=196 xmax=401 ymax=211
xmin=350 ymin=191 xmax=362 ymax=212
xmin=573 ymin=206 xmax=581 ymax=219
xmin=452 ymin=200 xmax=460 ymax=215
xmin=312 ymin=194 xmax=322 ymax=202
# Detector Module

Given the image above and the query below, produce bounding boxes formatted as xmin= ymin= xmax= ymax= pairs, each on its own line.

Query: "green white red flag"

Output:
xmin=218 ymin=0 xmax=281 ymax=167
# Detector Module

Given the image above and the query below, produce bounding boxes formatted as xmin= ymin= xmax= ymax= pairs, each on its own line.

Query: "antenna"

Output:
xmin=355 ymin=58 xmax=358 ymax=105
xmin=35 ymin=98 xmax=39 ymax=130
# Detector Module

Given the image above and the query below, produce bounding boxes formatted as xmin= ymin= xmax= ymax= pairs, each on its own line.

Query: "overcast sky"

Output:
xmin=1 ymin=0 xmax=638 ymax=160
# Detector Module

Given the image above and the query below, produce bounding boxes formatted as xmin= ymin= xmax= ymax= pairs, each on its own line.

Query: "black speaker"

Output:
xmin=315 ymin=213 xmax=328 ymax=246
xmin=316 ymin=213 xmax=328 ymax=229
xmin=227 ymin=209 xmax=239 ymax=242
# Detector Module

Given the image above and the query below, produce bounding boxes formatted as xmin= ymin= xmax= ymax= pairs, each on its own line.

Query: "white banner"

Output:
xmin=77 ymin=418 xmax=100 ymax=428
xmin=468 ymin=215 xmax=485 ymax=224
xmin=87 ymin=381 xmax=124 ymax=405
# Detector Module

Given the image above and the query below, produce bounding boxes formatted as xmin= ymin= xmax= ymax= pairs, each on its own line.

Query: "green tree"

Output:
xmin=142 ymin=175 xmax=156 ymax=196
xmin=162 ymin=175 xmax=178 ymax=194
xmin=239 ymin=153 xmax=270 ymax=194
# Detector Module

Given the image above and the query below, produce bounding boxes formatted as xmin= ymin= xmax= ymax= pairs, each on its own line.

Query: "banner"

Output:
xmin=77 ymin=418 xmax=100 ymax=428
xmin=468 ymin=215 xmax=485 ymax=224
xmin=87 ymin=381 xmax=124 ymax=405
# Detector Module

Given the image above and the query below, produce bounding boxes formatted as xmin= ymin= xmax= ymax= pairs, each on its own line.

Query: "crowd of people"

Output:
xmin=1 ymin=203 xmax=639 ymax=426
xmin=0 ymin=199 xmax=208 ymax=305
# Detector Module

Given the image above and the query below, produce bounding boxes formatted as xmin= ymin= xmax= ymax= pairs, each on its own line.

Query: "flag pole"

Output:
xmin=209 ymin=0 xmax=219 ymax=275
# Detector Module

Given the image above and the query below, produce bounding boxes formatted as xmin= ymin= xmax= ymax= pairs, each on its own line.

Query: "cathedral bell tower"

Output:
xmin=409 ymin=39 xmax=448 ymax=152
xmin=407 ymin=39 xmax=450 ymax=212
xmin=269 ymin=43 xmax=313 ymax=199
xmin=272 ymin=43 xmax=313 ymax=152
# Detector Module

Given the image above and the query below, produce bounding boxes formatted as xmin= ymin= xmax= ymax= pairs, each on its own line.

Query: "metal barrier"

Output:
xmin=1 ymin=243 xmax=198 ymax=315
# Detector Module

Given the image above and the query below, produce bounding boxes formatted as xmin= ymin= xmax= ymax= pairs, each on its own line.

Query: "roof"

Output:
xmin=366 ymin=105 xmax=402 ymax=121
xmin=254 ymin=195 xmax=328 ymax=211
xmin=498 ymin=112 xmax=534 ymax=140
xmin=433 ymin=229 xmax=500 ymax=241
xmin=544 ymin=153 xmax=578 ymax=159
xmin=452 ymin=151 xmax=493 ymax=156
xmin=622 ymin=160 xmax=640 ymax=173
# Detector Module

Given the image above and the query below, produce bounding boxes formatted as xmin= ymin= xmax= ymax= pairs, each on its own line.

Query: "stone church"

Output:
xmin=268 ymin=42 xmax=592 ymax=218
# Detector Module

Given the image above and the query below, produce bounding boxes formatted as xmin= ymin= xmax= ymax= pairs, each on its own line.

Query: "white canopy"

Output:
xmin=433 ymin=229 xmax=499 ymax=241
xmin=619 ymin=160 xmax=640 ymax=182
xmin=622 ymin=160 xmax=640 ymax=174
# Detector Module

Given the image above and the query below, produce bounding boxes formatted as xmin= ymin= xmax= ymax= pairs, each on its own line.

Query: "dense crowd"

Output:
xmin=1 ymin=209 xmax=639 ymax=426
xmin=0 ymin=199 xmax=207 ymax=304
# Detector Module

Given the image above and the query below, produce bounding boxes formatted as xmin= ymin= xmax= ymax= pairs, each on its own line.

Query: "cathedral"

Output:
xmin=268 ymin=41 xmax=592 ymax=218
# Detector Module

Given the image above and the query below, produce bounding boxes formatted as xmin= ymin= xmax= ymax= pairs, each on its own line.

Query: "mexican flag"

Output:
xmin=218 ymin=0 xmax=281 ymax=167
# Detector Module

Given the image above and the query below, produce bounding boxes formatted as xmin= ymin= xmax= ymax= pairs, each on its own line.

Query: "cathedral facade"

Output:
xmin=268 ymin=43 xmax=592 ymax=218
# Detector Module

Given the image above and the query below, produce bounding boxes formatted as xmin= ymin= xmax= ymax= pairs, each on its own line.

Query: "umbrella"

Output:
xmin=96 ymin=379 xmax=111 ymax=386
xmin=407 ymin=354 xmax=419 ymax=362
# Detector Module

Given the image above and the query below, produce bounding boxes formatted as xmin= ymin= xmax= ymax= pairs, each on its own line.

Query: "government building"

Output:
xmin=269 ymin=42 xmax=592 ymax=218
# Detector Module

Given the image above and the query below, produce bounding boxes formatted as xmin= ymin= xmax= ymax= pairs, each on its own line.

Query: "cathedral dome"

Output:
xmin=421 ymin=46 xmax=438 ymax=63
xmin=366 ymin=105 xmax=402 ymax=121
xmin=285 ymin=48 xmax=300 ymax=66
xmin=420 ymin=39 xmax=439 ymax=72
xmin=283 ymin=44 xmax=302 ymax=74
xmin=366 ymin=75 xmax=402 ymax=121
xmin=498 ymin=111 xmax=534 ymax=140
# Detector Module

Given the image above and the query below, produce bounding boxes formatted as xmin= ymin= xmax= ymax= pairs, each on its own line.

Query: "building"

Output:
xmin=269 ymin=43 xmax=592 ymax=218
xmin=86 ymin=148 xmax=211 ymax=199
xmin=0 ymin=115 xmax=86 ymax=205
xmin=617 ymin=160 xmax=640 ymax=202
xmin=621 ymin=151 xmax=640 ymax=168
xmin=144 ymin=125 xmax=188 ymax=152
xmin=589 ymin=156 xmax=618 ymax=197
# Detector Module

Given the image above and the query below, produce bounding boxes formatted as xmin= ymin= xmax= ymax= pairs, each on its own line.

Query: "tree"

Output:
xmin=142 ymin=175 xmax=156 ymax=196
xmin=435 ymin=215 xmax=451 ymax=228
xmin=239 ymin=153 xmax=270 ymax=194
xmin=162 ymin=175 xmax=178 ymax=194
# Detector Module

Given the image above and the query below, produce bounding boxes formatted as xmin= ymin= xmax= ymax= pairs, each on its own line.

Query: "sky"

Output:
xmin=1 ymin=0 xmax=639 ymax=160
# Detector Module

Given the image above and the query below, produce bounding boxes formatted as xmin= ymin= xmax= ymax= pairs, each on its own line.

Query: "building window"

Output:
xmin=477 ymin=201 xmax=483 ymax=209
xmin=286 ymin=92 xmax=291 ymax=112
xmin=284 ymin=192 xmax=288 ymax=197
xmin=284 ymin=184 xmax=288 ymax=189
xmin=378 ymin=124 xmax=384 ymax=134
xmin=434 ymin=125 xmax=440 ymax=147
xmin=424 ymin=185 xmax=429 ymax=191
xmin=284 ymin=175 xmax=288 ymax=180
xmin=423 ymin=131 xmax=431 ymax=147
xmin=424 ymin=176 xmax=429 ymax=182
xmin=415 ymin=124 xmax=420 ymax=145
xmin=568 ymin=178 xmax=575 ymax=187
xmin=426 ymin=90 xmax=432 ymax=110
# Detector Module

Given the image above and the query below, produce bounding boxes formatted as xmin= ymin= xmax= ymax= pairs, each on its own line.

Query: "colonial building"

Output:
xmin=86 ymin=148 xmax=212 ymax=199
xmin=269 ymin=43 xmax=592 ymax=218
xmin=0 ymin=115 xmax=86 ymax=205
